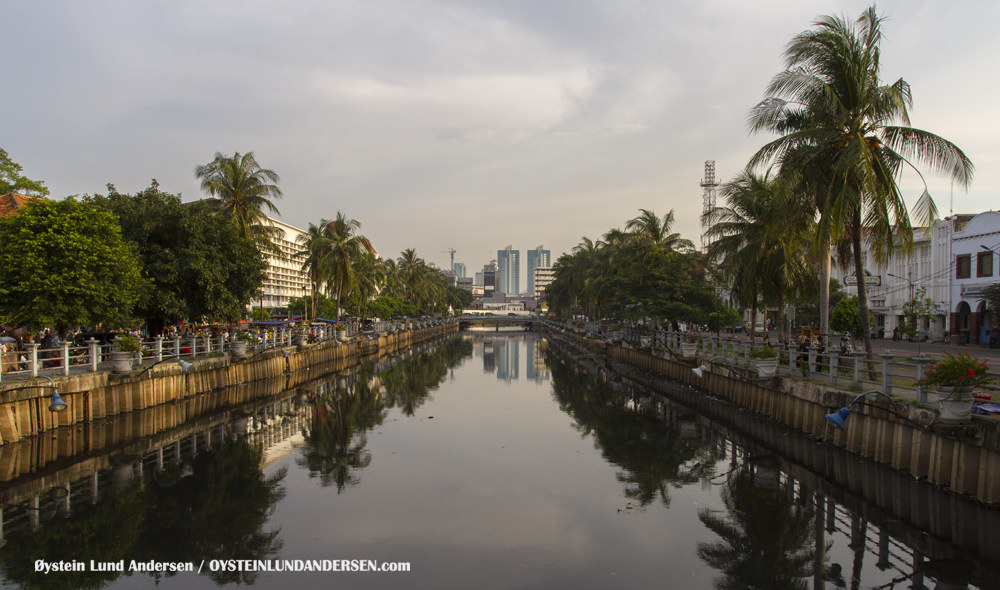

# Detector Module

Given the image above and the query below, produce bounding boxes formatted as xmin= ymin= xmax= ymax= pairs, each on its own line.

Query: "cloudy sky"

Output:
xmin=4 ymin=1 xmax=998 ymax=288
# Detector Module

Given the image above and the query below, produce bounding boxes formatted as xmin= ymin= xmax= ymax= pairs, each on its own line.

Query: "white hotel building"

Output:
xmin=258 ymin=217 xmax=312 ymax=313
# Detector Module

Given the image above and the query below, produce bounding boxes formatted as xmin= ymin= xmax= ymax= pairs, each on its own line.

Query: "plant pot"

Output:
xmin=680 ymin=342 xmax=698 ymax=358
xmin=934 ymin=386 xmax=974 ymax=424
xmin=111 ymin=351 xmax=134 ymax=374
xmin=756 ymin=357 xmax=778 ymax=378
xmin=231 ymin=340 xmax=248 ymax=357
xmin=337 ymin=331 xmax=348 ymax=342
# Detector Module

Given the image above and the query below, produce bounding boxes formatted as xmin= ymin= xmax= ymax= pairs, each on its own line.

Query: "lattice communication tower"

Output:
xmin=700 ymin=161 xmax=720 ymax=253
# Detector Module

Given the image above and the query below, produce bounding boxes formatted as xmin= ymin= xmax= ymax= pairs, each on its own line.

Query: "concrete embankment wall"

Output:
xmin=554 ymin=329 xmax=1000 ymax=505
xmin=0 ymin=323 xmax=457 ymax=448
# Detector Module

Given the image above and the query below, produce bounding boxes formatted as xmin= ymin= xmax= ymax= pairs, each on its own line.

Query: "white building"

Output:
xmin=533 ymin=266 xmax=555 ymax=299
xmin=832 ymin=211 xmax=1000 ymax=343
xmin=259 ymin=217 xmax=312 ymax=312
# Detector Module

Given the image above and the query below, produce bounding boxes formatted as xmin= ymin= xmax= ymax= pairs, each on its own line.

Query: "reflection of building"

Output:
xmin=525 ymin=339 xmax=549 ymax=381
xmin=497 ymin=246 xmax=520 ymax=295
xmin=526 ymin=246 xmax=551 ymax=296
xmin=496 ymin=339 xmax=519 ymax=382
xmin=483 ymin=339 xmax=496 ymax=373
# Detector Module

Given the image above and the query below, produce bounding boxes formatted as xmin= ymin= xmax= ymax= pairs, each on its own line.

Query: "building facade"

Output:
xmin=533 ymin=266 xmax=555 ymax=299
xmin=260 ymin=217 xmax=312 ymax=313
xmin=526 ymin=246 xmax=550 ymax=296
xmin=453 ymin=262 xmax=467 ymax=278
xmin=497 ymin=246 xmax=520 ymax=295
xmin=483 ymin=261 xmax=497 ymax=296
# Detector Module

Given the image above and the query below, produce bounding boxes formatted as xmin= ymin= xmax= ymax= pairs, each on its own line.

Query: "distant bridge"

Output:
xmin=458 ymin=315 xmax=538 ymax=331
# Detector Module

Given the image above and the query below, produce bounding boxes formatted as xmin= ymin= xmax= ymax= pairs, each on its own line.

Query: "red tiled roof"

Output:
xmin=0 ymin=192 xmax=39 ymax=218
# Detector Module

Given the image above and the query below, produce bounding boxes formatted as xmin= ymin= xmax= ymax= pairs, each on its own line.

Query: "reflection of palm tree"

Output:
xmin=299 ymin=374 xmax=386 ymax=492
xmin=547 ymin=349 xmax=709 ymax=506
xmin=697 ymin=468 xmax=816 ymax=590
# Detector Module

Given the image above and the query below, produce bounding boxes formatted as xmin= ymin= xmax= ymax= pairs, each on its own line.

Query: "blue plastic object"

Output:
xmin=825 ymin=407 xmax=850 ymax=430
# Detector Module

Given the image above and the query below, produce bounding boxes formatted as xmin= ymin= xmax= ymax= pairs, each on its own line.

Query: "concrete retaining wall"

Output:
xmin=556 ymin=330 xmax=1000 ymax=505
xmin=0 ymin=323 xmax=457 ymax=447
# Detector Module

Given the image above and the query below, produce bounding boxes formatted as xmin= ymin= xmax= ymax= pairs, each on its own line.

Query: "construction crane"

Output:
xmin=441 ymin=247 xmax=456 ymax=271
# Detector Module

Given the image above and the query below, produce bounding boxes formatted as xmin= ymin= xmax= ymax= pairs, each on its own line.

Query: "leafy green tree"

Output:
xmin=87 ymin=182 xmax=267 ymax=334
xmin=831 ymin=295 xmax=863 ymax=339
xmin=251 ymin=306 xmax=271 ymax=321
xmin=979 ymin=282 xmax=1000 ymax=315
xmin=0 ymin=148 xmax=49 ymax=196
xmin=0 ymin=198 xmax=143 ymax=335
xmin=750 ymin=5 xmax=974 ymax=360
xmin=900 ymin=286 xmax=943 ymax=347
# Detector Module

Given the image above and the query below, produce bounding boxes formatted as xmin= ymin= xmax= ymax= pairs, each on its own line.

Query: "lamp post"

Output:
xmin=302 ymin=285 xmax=308 ymax=325
xmin=2 ymin=376 xmax=66 ymax=412
xmin=824 ymin=390 xmax=899 ymax=430
xmin=692 ymin=356 xmax=737 ymax=378
xmin=886 ymin=272 xmax=914 ymax=302
xmin=133 ymin=351 xmax=194 ymax=379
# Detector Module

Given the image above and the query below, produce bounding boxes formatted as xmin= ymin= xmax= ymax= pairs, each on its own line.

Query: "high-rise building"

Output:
xmin=526 ymin=245 xmax=550 ymax=295
xmin=261 ymin=216 xmax=314 ymax=312
xmin=497 ymin=246 xmax=520 ymax=295
xmin=483 ymin=261 xmax=497 ymax=295
xmin=453 ymin=262 xmax=466 ymax=278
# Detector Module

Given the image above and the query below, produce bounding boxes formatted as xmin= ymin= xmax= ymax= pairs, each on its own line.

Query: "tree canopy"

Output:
xmin=0 ymin=148 xmax=49 ymax=197
xmin=87 ymin=181 xmax=267 ymax=333
xmin=0 ymin=198 xmax=143 ymax=334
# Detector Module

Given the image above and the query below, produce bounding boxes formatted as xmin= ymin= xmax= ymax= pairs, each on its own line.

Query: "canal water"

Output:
xmin=0 ymin=334 xmax=996 ymax=589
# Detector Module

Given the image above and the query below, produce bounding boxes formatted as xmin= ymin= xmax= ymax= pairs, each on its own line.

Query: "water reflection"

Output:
xmin=547 ymin=348 xmax=708 ymax=507
xmin=297 ymin=337 xmax=473 ymax=491
xmin=697 ymin=462 xmax=816 ymax=590
xmin=0 ymin=438 xmax=285 ymax=589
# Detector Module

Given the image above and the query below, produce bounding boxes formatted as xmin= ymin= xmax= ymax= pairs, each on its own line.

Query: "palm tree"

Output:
xmin=625 ymin=209 xmax=694 ymax=253
xmin=295 ymin=220 xmax=332 ymax=320
xmin=749 ymin=5 xmax=974 ymax=358
xmin=322 ymin=213 xmax=375 ymax=318
xmin=706 ymin=168 xmax=815 ymax=345
xmin=195 ymin=151 xmax=284 ymax=253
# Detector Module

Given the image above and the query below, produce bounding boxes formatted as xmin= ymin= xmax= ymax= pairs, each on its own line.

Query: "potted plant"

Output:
xmin=751 ymin=344 xmax=779 ymax=378
xmin=680 ymin=334 xmax=698 ymax=358
xmin=112 ymin=334 xmax=142 ymax=374
xmin=335 ymin=324 xmax=348 ymax=342
xmin=919 ymin=350 xmax=992 ymax=424
xmin=231 ymin=332 xmax=255 ymax=356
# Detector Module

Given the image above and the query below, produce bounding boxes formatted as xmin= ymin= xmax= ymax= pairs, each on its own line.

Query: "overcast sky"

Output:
xmin=4 ymin=1 xmax=998 ymax=289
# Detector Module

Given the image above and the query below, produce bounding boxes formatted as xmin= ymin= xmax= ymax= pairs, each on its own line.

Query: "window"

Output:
xmin=978 ymin=251 xmax=994 ymax=277
xmin=957 ymin=254 xmax=971 ymax=279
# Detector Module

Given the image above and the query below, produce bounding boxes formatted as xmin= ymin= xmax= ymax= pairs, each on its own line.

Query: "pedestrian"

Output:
xmin=892 ymin=326 xmax=899 ymax=342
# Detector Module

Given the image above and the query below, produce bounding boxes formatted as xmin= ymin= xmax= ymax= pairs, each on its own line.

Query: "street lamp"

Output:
xmin=2 ymin=376 xmax=66 ymax=412
xmin=302 ymin=285 xmax=308 ymax=324
xmin=692 ymin=356 xmax=736 ymax=378
xmin=824 ymin=390 xmax=899 ymax=430
xmin=886 ymin=272 xmax=914 ymax=301
xmin=133 ymin=351 xmax=194 ymax=379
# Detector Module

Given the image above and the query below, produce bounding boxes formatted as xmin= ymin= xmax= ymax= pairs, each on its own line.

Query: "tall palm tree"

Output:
xmin=322 ymin=213 xmax=375 ymax=318
xmin=749 ymin=5 xmax=973 ymax=357
xmin=195 ymin=151 xmax=284 ymax=253
xmin=295 ymin=220 xmax=332 ymax=320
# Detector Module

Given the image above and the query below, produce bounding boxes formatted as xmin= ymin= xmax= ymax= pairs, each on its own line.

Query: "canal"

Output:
xmin=0 ymin=334 xmax=996 ymax=589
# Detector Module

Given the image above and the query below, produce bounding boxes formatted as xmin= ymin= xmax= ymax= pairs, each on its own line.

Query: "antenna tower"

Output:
xmin=700 ymin=160 xmax=720 ymax=253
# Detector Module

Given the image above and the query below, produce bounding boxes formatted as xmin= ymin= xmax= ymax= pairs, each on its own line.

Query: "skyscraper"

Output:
xmin=526 ymin=245 xmax=550 ymax=296
xmin=497 ymin=246 xmax=519 ymax=295
xmin=453 ymin=262 xmax=466 ymax=278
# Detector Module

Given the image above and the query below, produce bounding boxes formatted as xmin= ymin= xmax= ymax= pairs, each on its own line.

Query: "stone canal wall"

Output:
xmin=0 ymin=323 xmax=458 ymax=447
xmin=553 ymin=329 xmax=1000 ymax=505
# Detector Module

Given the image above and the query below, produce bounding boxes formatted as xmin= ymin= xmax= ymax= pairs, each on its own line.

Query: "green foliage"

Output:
xmin=250 ymin=307 xmax=270 ymax=321
xmin=920 ymin=350 xmax=993 ymax=389
xmin=87 ymin=181 xmax=267 ymax=333
xmin=831 ymin=295 xmax=863 ymax=338
xmin=751 ymin=345 xmax=777 ymax=359
xmin=900 ymin=286 xmax=942 ymax=340
xmin=0 ymin=198 xmax=143 ymax=334
xmin=979 ymin=283 xmax=1000 ymax=315
xmin=794 ymin=279 xmax=846 ymax=329
xmin=0 ymin=148 xmax=49 ymax=196
xmin=446 ymin=285 xmax=474 ymax=311
xmin=288 ymin=294 xmax=338 ymax=319
xmin=113 ymin=334 xmax=142 ymax=354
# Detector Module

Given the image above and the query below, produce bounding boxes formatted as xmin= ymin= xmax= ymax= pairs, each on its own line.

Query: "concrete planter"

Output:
xmin=111 ymin=351 xmax=134 ymax=374
xmin=337 ymin=331 xmax=348 ymax=342
xmin=231 ymin=340 xmax=248 ymax=357
xmin=680 ymin=342 xmax=698 ymax=358
xmin=756 ymin=357 xmax=778 ymax=378
xmin=934 ymin=386 xmax=974 ymax=424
